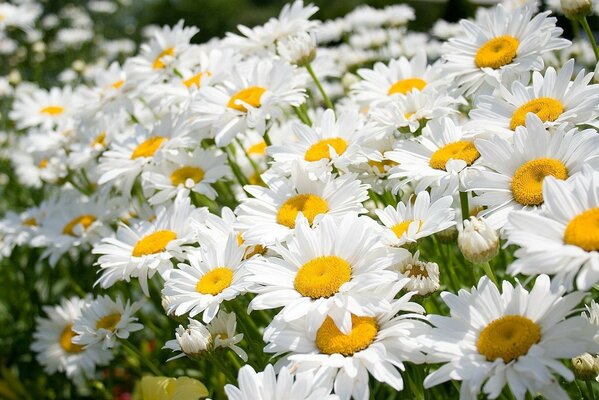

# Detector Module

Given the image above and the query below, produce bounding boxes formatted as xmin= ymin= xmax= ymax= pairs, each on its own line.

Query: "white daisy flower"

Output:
xmin=79 ymin=61 xmax=133 ymax=117
xmin=31 ymin=297 xmax=113 ymax=385
xmin=393 ymin=251 xmax=440 ymax=296
xmin=442 ymin=3 xmax=570 ymax=96
xmin=246 ymin=213 xmax=403 ymax=334
xmin=93 ymin=192 xmax=206 ymax=295
xmin=465 ymin=114 xmax=599 ymax=229
xmin=191 ymin=58 xmax=307 ymax=147
xmin=235 ymin=166 xmax=369 ymax=246
xmin=10 ymin=86 xmax=76 ymax=130
xmin=375 ymin=190 xmax=455 ymax=247
xmin=72 ymin=295 xmax=144 ymax=350
xmin=142 ymin=147 xmax=230 ymax=205
xmin=225 ymin=364 xmax=337 ymax=400
xmin=0 ymin=203 xmax=49 ymax=255
xmin=206 ymin=310 xmax=247 ymax=361
xmin=351 ymin=51 xmax=443 ymax=106
xmin=469 ymin=59 xmax=599 ymax=136
xmin=162 ymin=232 xmax=253 ymax=323
xmin=264 ymin=293 xmax=429 ymax=400
xmin=386 ymin=117 xmax=480 ymax=193
xmin=506 ymin=166 xmax=599 ymax=290
xmin=423 ymin=275 xmax=599 ymax=400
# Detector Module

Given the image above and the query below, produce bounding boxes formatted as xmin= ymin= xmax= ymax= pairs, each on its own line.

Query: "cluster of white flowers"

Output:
xmin=2 ymin=0 xmax=599 ymax=399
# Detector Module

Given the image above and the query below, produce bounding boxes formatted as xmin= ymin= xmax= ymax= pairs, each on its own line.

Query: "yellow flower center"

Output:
xmin=475 ymin=36 xmax=519 ymax=69
xmin=387 ymin=78 xmax=427 ymax=95
xmin=40 ymin=106 xmax=65 ymax=116
xmin=63 ymin=214 xmax=96 ymax=237
xmin=316 ymin=315 xmax=378 ymax=356
xmin=476 ymin=315 xmax=541 ymax=363
xmin=59 ymin=324 xmax=84 ymax=353
xmin=429 ymin=141 xmax=480 ymax=171
xmin=132 ymin=230 xmax=177 ymax=257
xmin=183 ymin=71 xmax=211 ymax=88
xmin=276 ymin=194 xmax=329 ymax=229
xmin=237 ymin=233 xmax=266 ymax=259
xmin=564 ymin=207 xmax=599 ymax=252
xmin=368 ymin=159 xmax=398 ymax=174
xmin=304 ymin=138 xmax=348 ymax=162
xmin=294 ymin=256 xmax=351 ymax=299
xmin=111 ymin=80 xmax=125 ymax=89
xmin=511 ymin=158 xmax=568 ymax=206
xmin=227 ymin=86 xmax=266 ymax=112
xmin=153 ymin=47 xmax=174 ymax=70
xmin=170 ymin=166 xmax=205 ymax=186
xmin=91 ymin=132 xmax=106 ymax=147
xmin=195 ymin=267 xmax=234 ymax=295
xmin=38 ymin=159 xmax=48 ymax=169
xmin=23 ymin=217 xmax=38 ymax=227
xmin=391 ymin=220 xmax=422 ymax=238
xmin=96 ymin=313 xmax=121 ymax=332
xmin=130 ymin=136 xmax=166 ymax=160
xmin=509 ymin=97 xmax=564 ymax=130
xmin=247 ymin=141 xmax=267 ymax=155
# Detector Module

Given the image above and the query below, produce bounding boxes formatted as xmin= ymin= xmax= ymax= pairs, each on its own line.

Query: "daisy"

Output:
xmin=465 ymin=114 xmax=599 ymax=229
xmin=392 ymin=251 xmax=440 ymax=296
xmin=235 ymin=166 xmax=369 ymax=246
xmin=163 ymin=318 xmax=212 ymax=361
xmin=162 ymin=232 xmax=254 ymax=323
xmin=386 ymin=117 xmax=480 ymax=193
xmin=268 ymin=109 xmax=369 ymax=176
xmin=10 ymin=86 xmax=76 ymax=130
xmin=245 ymin=213 xmax=402 ymax=334
xmin=31 ymin=297 xmax=113 ymax=385
xmin=422 ymin=275 xmax=599 ymax=400
xmin=191 ymin=58 xmax=307 ymax=147
xmin=505 ymin=166 xmax=599 ymax=290
xmin=93 ymin=192 xmax=206 ymax=296
xmin=351 ymin=51 xmax=443 ymax=106
xmin=72 ymin=295 xmax=144 ymax=350
xmin=79 ymin=61 xmax=134 ymax=117
xmin=375 ymin=190 xmax=455 ymax=247
xmin=0 ymin=203 xmax=50 ymax=256
xmin=441 ymin=3 xmax=570 ymax=96
xmin=142 ymin=147 xmax=230 ymax=205
xmin=469 ymin=59 xmax=599 ymax=136
xmin=264 ymin=292 xmax=429 ymax=400
xmin=224 ymin=364 xmax=337 ymax=400
xmin=206 ymin=310 xmax=247 ymax=361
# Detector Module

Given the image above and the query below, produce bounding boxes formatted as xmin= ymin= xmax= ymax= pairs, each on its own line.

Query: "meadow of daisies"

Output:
xmin=1 ymin=0 xmax=599 ymax=399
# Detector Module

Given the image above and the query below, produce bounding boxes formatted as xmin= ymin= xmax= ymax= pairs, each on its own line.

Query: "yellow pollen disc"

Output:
xmin=91 ymin=132 xmax=106 ymax=147
xmin=294 ymin=256 xmax=351 ymax=299
xmin=196 ymin=267 xmax=234 ymax=295
xmin=227 ymin=86 xmax=267 ymax=112
xmin=23 ymin=217 xmax=37 ymax=227
xmin=276 ymin=194 xmax=329 ymax=229
xmin=130 ymin=136 xmax=166 ymax=160
xmin=509 ymin=97 xmax=564 ymax=130
xmin=316 ymin=315 xmax=378 ymax=356
xmin=96 ymin=313 xmax=121 ymax=331
xmin=476 ymin=315 xmax=541 ymax=363
xmin=59 ymin=324 xmax=84 ymax=353
xmin=429 ymin=141 xmax=480 ymax=171
xmin=475 ymin=35 xmax=519 ymax=69
xmin=153 ymin=47 xmax=174 ymax=70
xmin=407 ymin=263 xmax=429 ymax=278
xmin=564 ymin=207 xmax=599 ymax=252
xmin=391 ymin=220 xmax=422 ymax=238
xmin=368 ymin=159 xmax=397 ymax=174
xmin=132 ymin=230 xmax=177 ymax=257
xmin=183 ymin=71 xmax=211 ymax=88
xmin=63 ymin=214 xmax=96 ymax=236
xmin=511 ymin=158 xmax=568 ymax=206
xmin=170 ymin=166 xmax=205 ymax=186
xmin=111 ymin=79 xmax=125 ymax=89
xmin=304 ymin=138 xmax=348 ymax=162
xmin=40 ymin=105 xmax=65 ymax=116
xmin=38 ymin=159 xmax=49 ymax=169
xmin=387 ymin=78 xmax=427 ymax=95
xmin=247 ymin=141 xmax=267 ymax=155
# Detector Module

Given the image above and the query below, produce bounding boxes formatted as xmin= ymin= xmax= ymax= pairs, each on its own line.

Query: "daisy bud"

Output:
xmin=276 ymin=32 xmax=316 ymax=67
xmin=342 ymin=72 xmax=360 ymax=91
xmin=396 ymin=251 xmax=440 ymax=296
xmin=593 ymin=62 xmax=599 ymax=84
xmin=560 ymin=0 xmax=592 ymax=19
xmin=72 ymin=59 xmax=86 ymax=73
xmin=8 ymin=69 xmax=21 ymax=85
xmin=458 ymin=217 xmax=499 ymax=264
xmin=571 ymin=353 xmax=599 ymax=381
xmin=166 ymin=319 xmax=212 ymax=360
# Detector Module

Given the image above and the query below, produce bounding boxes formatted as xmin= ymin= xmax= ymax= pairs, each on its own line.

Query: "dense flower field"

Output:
xmin=1 ymin=0 xmax=599 ymax=399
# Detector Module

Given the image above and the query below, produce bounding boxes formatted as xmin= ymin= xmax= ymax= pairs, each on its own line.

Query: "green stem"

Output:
xmin=480 ymin=261 xmax=499 ymax=286
xmin=263 ymin=130 xmax=272 ymax=147
xmin=580 ymin=16 xmax=599 ymax=61
xmin=459 ymin=191 xmax=470 ymax=221
xmin=235 ymin=138 xmax=262 ymax=177
xmin=305 ymin=62 xmax=334 ymax=110
xmin=225 ymin=146 xmax=250 ymax=188
xmin=587 ymin=381 xmax=597 ymax=400
xmin=293 ymin=106 xmax=312 ymax=126
xmin=207 ymin=352 xmax=238 ymax=384
xmin=121 ymin=339 xmax=162 ymax=376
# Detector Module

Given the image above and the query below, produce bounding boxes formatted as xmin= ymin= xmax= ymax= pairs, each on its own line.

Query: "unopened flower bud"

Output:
xmin=561 ymin=0 xmax=592 ymax=19
xmin=458 ymin=217 xmax=499 ymax=264
xmin=572 ymin=353 xmax=599 ymax=381
xmin=169 ymin=319 xmax=211 ymax=359
xmin=277 ymin=32 xmax=317 ymax=66
xmin=72 ymin=59 xmax=86 ymax=73
xmin=8 ymin=69 xmax=21 ymax=85
xmin=342 ymin=72 xmax=360 ymax=91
